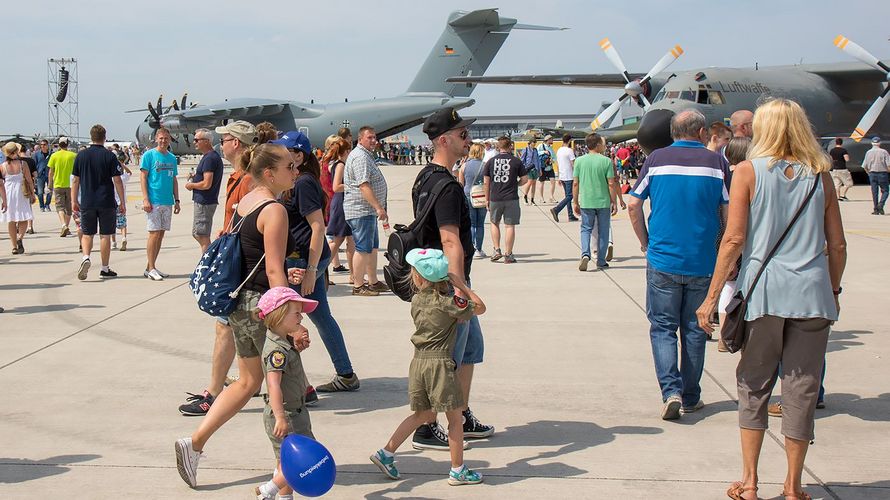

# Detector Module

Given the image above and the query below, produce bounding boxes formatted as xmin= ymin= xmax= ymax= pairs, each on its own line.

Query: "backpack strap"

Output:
xmin=408 ymin=174 xmax=456 ymax=232
xmin=228 ymin=199 xmax=277 ymax=298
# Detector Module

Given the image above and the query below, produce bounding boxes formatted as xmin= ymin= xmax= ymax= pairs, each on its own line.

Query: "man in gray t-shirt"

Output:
xmin=343 ymin=126 xmax=389 ymax=295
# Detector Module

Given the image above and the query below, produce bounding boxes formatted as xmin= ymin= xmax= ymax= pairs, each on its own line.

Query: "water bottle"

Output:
xmin=381 ymin=218 xmax=393 ymax=238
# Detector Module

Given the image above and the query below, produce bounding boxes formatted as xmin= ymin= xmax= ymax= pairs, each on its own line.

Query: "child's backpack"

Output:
xmin=188 ymin=200 xmax=272 ymax=317
xmin=383 ymin=175 xmax=454 ymax=302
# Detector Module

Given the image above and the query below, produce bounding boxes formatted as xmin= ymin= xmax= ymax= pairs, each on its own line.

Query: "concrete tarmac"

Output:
xmin=1 ymin=165 xmax=887 ymax=499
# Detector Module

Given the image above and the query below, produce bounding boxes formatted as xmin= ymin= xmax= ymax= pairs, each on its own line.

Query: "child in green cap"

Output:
xmin=371 ymin=248 xmax=487 ymax=485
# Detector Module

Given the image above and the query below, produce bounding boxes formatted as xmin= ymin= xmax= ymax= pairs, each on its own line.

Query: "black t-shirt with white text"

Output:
xmin=482 ymin=153 xmax=526 ymax=202
xmin=412 ymin=164 xmax=473 ymax=279
xmin=73 ymin=144 xmax=122 ymax=209
xmin=830 ymin=146 xmax=848 ymax=170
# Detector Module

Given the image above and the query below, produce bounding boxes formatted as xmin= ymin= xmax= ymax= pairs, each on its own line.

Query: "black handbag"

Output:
xmin=722 ymin=174 xmax=820 ymax=353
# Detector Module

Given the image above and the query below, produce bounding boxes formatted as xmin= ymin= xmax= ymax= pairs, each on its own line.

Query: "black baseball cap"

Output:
xmin=423 ymin=107 xmax=476 ymax=140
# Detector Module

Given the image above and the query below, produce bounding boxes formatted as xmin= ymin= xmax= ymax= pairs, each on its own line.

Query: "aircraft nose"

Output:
xmin=637 ymin=108 xmax=675 ymax=154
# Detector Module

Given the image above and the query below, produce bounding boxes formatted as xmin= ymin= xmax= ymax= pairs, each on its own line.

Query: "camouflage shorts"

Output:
xmin=228 ymin=290 xmax=266 ymax=358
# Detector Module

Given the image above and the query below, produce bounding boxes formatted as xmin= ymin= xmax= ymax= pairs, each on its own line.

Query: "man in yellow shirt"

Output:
xmin=47 ymin=137 xmax=77 ymax=236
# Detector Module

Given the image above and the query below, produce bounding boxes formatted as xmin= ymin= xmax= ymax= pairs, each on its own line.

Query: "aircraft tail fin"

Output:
xmin=405 ymin=9 xmax=560 ymax=98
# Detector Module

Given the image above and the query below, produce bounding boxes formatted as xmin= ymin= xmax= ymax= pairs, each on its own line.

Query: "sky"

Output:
xmin=3 ymin=0 xmax=889 ymax=143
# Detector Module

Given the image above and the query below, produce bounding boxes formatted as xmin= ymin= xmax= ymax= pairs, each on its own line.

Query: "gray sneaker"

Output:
xmin=661 ymin=394 xmax=682 ymax=420
xmin=175 ymin=437 xmax=202 ymax=487
xmin=316 ymin=373 xmax=360 ymax=392
xmin=680 ymin=400 xmax=705 ymax=414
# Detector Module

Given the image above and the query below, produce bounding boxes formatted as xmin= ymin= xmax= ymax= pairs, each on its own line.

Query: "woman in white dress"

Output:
xmin=1 ymin=142 xmax=36 ymax=254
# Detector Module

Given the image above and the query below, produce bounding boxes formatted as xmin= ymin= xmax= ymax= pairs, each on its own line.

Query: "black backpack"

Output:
xmin=383 ymin=173 xmax=456 ymax=302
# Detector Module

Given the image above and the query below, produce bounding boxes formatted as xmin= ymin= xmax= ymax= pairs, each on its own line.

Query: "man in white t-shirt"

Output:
xmin=482 ymin=138 xmax=498 ymax=164
xmin=550 ymin=134 xmax=579 ymax=222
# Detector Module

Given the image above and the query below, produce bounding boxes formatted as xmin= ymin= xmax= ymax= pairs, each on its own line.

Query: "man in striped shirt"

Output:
xmin=627 ymin=109 xmax=730 ymax=420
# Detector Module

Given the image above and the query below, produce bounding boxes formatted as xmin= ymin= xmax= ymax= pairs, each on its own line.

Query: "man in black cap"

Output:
xmin=409 ymin=107 xmax=495 ymax=451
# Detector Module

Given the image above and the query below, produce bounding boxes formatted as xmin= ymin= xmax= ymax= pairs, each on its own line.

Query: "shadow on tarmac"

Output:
xmin=826 ymin=329 xmax=873 ymax=353
xmin=816 ymin=392 xmax=890 ymax=423
xmin=310 ymin=377 xmax=409 ymax=416
xmin=338 ymin=420 xmax=662 ymax=496
xmin=195 ymin=473 xmax=271 ymax=492
xmin=0 ymin=283 xmax=69 ymax=291
xmin=6 ymin=304 xmax=105 ymax=315
xmin=0 ymin=454 xmax=101 ymax=484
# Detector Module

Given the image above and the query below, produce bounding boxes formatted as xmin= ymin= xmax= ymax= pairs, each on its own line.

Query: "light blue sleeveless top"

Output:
xmin=736 ymin=157 xmax=837 ymax=321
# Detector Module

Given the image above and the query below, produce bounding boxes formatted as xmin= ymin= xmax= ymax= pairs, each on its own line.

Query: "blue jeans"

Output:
xmin=554 ymin=180 xmax=574 ymax=217
xmin=287 ymin=256 xmax=353 ymax=375
xmin=36 ymin=175 xmax=51 ymax=209
xmin=452 ymin=315 xmax=484 ymax=366
xmin=646 ymin=265 xmax=710 ymax=407
xmin=466 ymin=195 xmax=487 ymax=252
xmin=869 ymin=172 xmax=889 ymax=210
xmin=580 ymin=208 xmax=610 ymax=267
xmin=346 ymin=215 xmax=378 ymax=253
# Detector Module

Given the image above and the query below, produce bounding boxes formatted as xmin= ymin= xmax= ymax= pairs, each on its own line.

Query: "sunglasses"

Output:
xmin=448 ymin=129 xmax=469 ymax=140
xmin=194 ymin=137 xmax=209 ymax=142
xmin=220 ymin=137 xmax=235 ymax=144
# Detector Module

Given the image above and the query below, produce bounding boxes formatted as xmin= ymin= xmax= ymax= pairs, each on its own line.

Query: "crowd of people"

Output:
xmin=0 ymin=97 xmax=858 ymax=499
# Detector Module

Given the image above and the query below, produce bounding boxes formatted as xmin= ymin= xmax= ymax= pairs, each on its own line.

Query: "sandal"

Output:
xmin=726 ymin=481 xmax=758 ymax=499
xmin=782 ymin=491 xmax=811 ymax=500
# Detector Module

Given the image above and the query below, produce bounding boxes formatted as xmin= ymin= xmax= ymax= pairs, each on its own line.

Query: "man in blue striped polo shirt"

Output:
xmin=627 ymin=109 xmax=730 ymax=421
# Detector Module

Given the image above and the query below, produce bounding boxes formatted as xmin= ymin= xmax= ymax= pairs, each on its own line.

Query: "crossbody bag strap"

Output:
xmin=471 ymin=161 xmax=484 ymax=186
xmin=743 ymin=173 xmax=820 ymax=304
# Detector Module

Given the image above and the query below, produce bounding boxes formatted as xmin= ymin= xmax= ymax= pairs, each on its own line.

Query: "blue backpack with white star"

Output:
xmin=188 ymin=200 xmax=271 ymax=317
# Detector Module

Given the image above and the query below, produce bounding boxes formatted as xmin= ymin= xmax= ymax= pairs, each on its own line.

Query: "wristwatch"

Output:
xmin=306 ymin=264 xmax=318 ymax=272
xmin=833 ymin=287 xmax=843 ymax=295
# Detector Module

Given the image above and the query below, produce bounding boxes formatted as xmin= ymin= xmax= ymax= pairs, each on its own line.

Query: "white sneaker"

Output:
xmin=156 ymin=269 xmax=170 ymax=278
xmin=144 ymin=269 xmax=164 ymax=281
xmin=112 ymin=241 xmax=117 ymax=249
xmin=175 ymin=437 xmax=202 ymax=487
xmin=661 ymin=394 xmax=682 ymax=420
xmin=475 ymin=249 xmax=488 ymax=259
xmin=77 ymin=258 xmax=91 ymax=281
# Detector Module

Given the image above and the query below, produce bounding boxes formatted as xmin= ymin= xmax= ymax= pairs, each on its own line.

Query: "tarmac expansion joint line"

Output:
xmin=535 ymin=203 xmax=843 ymax=500
xmin=0 ymin=281 xmax=188 ymax=372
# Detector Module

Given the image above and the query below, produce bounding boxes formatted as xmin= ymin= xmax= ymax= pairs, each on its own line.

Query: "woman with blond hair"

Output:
xmin=458 ymin=142 xmax=488 ymax=257
xmin=696 ymin=99 xmax=846 ymax=500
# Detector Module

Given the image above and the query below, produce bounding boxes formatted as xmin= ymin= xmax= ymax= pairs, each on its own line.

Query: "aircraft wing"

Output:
xmin=796 ymin=61 xmax=890 ymax=82
xmin=447 ymin=73 xmax=642 ymax=88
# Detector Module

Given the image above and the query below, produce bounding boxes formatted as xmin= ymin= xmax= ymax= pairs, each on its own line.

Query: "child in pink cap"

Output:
xmin=253 ymin=287 xmax=318 ymax=500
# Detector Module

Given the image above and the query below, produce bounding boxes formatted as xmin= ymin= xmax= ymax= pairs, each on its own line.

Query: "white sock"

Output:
xmin=101 ymin=266 xmax=109 ymax=272
xmin=278 ymin=496 xmax=293 ymax=500
xmin=451 ymin=464 xmax=465 ymax=474
xmin=380 ymin=448 xmax=394 ymax=459
xmin=82 ymin=255 xmax=89 ymax=261
xmin=259 ymin=481 xmax=280 ymax=497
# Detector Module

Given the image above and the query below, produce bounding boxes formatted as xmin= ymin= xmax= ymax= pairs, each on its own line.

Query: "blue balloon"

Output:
xmin=280 ymin=434 xmax=336 ymax=497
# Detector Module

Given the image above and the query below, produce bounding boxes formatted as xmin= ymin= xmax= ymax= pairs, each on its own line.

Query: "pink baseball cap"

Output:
xmin=257 ymin=287 xmax=318 ymax=319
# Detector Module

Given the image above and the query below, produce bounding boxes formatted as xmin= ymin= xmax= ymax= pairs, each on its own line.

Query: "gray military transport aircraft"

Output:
xmin=448 ymin=35 xmax=890 ymax=172
xmin=132 ymin=9 xmax=561 ymax=155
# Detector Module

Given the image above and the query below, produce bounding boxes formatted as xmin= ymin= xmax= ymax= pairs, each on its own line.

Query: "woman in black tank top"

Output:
xmin=176 ymin=144 xmax=301 ymax=485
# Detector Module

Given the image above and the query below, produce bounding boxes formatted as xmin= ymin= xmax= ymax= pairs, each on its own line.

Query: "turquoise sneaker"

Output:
xmin=370 ymin=450 xmax=400 ymax=480
xmin=448 ymin=465 xmax=483 ymax=486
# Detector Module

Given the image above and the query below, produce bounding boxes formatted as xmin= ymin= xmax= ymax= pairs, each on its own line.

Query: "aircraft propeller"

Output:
xmin=591 ymin=39 xmax=684 ymax=131
xmin=834 ymin=35 xmax=890 ymax=142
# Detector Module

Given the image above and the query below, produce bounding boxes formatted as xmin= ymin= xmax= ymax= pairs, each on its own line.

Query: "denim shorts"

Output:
xmin=346 ymin=214 xmax=378 ymax=253
xmin=452 ymin=315 xmax=484 ymax=366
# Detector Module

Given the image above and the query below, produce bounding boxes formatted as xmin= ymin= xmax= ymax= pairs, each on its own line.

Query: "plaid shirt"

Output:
xmin=343 ymin=145 xmax=387 ymax=220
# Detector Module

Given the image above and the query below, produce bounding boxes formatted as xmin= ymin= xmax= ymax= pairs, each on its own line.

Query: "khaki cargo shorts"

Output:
xmin=263 ymin=404 xmax=314 ymax=460
xmin=228 ymin=290 xmax=267 ymax=358
xmin=409 ymin=350 xmax=464 ymax=412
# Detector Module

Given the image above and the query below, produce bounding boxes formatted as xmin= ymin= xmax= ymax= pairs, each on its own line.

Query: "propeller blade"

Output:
xmin=184 ymin=134 xmax=191 ymax=148
xmin=591 ymin=95 xmax=628 ymax=131
xmin=599 ymin=38 xmax=631 ymax=83
xmin=181 ymin=93 xmax=188 ymax=110
xmin=640 ymin=45 xmax=684 ymax=85
xmin=851 ymin=84 xmax=890 ymax=142
xmin=147 ymin=102 xmax=160 ymax=121
xmin=639 ymin=94 xmax=652 ymax=110
xmin=834 ymin=35 xmax=890 ymax=74
xmin=171 ymin=100 xmax=180 ymax=111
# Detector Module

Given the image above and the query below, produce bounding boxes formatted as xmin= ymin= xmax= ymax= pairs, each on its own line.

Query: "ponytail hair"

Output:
xmin=241 ymin=143 xmax=288 ymax=183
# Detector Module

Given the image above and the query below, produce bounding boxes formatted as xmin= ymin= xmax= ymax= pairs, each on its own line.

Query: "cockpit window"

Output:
xmin=666 ymin=91 xmax=680 ymax=100
xmin=679 ymin=90 xmax=695 ymax=101
xmin=653 ymin=88 xmax=667 ymax=103
xmin=708 ymin=91 xmax=725 ymax=105
xmin=697 ymin=89 xmax=709 ymax=104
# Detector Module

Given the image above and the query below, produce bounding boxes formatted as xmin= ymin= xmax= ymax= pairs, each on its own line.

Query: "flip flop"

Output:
xmin=726 ymin=481 xmax=757 ymax=499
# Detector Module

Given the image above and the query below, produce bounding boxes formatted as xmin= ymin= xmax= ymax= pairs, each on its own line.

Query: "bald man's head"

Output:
xmin=670 ymin=109 xmax=707 ymax=142
xmin=730 ymin=110 xmax=754 ymax=138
